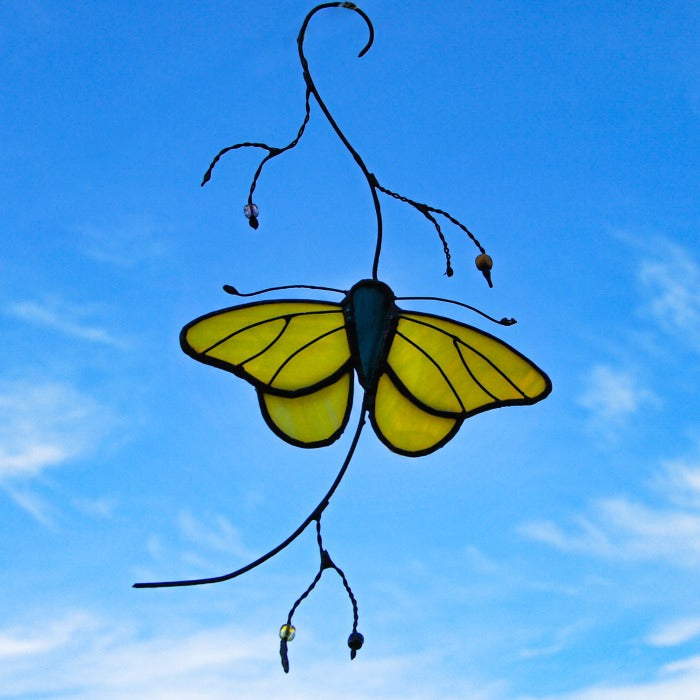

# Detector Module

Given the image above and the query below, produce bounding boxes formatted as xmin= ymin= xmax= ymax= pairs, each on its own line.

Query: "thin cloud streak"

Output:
xmin=177 ymin=509 xmax=255 ymax=559
xmin=0 ymin=381 xmax=109 ymax=481
xmin=647 ymin=617 xmax=700 ymax=648
xmin=0 ymin=611 xmax=506 ymax=700
xmin=74 ymin=220 xmax=169 ymax=269
xmin=6 ymin=299 xmax=128 ymax=349
xmin=4 ymin=486 xmax=57 ymax=528
xmin=0 ymin=612 xmax=95 ymax=660
xmin=137 ymin=511 xmax=258 ymax=582
xmin=520 ymin=451 xmax=700 ymax=567
xmin=577 ymin=364 xmax=657 ymax=438
xmin=0 ymin=381 xmax=113 ymax=523
xmin=652 ymin=456 xmax=700 ymax=510
xmin=5 ymin=609 xmax=700 ymax=700
xmin=519 ymin=657 xmax=700 ymax=700
xmin=71 ymin=495 xmax=119 ymax=520
xmin=638 ymin=242 xmax=700 ymax=352
xmin=0 ymin=443 xmax=67 ymax=478
xmin=522 ymin=498 xmax=700 ymax=567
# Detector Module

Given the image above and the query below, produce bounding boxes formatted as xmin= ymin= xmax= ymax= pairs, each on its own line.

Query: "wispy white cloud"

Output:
xmin=518 ymin=515 xmax=614 ymax=558
xmin=0 ymin=610 xmax=506 ymax=700
xmin=0 ymin=381 xmax=113 ymax=524
xmin=136 ymin=511 xmax=258 ymax=582
xmin=463 ymin=544 xmax=506 ymax=576
xmin=0 ymin=443 xmax=67 ymax=478
xmin=638 ymin=242 xmax=700 ymax=352
xmin=71 ymin=495 xmax=119 ymax=520
xmin=663 ymin=654 xmax=700 ymax=675
xmin=577 ymin=364 xmax=657 ymax=437
xmin=652 ymin=456 xmax=700 ymax=510
xmin=6 ymin=298 xmax=128 ymax=348
xmin=6 ymin=608 xmax=700 ymax=700
xmin=146 ymin=533 xmax=165 ymax=561
xmin=3 ymin=485 xmax=57 ymax=527
xmin=518 ymin=655 xmax=700 ymax=700
xmin=647 ymin=617 xmax=700 ymax=648
xmin=519 ymin=623 xmax=588 ymax=660
xmin=522 ymin=497 xmax=700 ymax=567
xmin=0 ymin=612 xmax=95 ymax=660
xmin=520 ymin=450 xmax=700 ymax=568
xmin=0 ymin=381 xmax=109 ymax=481
xmin=177 ymin=509 xmax=254 ymax=559
xmin=74 ymin=220 xmax=170 ymax=268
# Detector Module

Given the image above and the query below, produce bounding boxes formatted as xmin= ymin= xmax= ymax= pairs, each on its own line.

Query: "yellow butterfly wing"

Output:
xmin=370 ymin=310 xmax=551 ymax=456
xmin=180 ymin=300 xmax=354 ymax=447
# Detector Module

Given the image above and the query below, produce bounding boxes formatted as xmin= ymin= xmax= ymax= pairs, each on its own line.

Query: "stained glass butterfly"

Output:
xmin=136 ymin=2 xmax=551 ymax=672
xmin=181 ymin=278 xmax=550 ymax=457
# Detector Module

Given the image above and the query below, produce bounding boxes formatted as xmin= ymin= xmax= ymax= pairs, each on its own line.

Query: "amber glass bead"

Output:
xmin=279 ymin=624 xmax=296 ymax=641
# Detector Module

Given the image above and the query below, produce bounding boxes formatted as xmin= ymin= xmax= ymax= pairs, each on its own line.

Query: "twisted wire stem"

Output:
xmin=200 ymin=1 xmax=493 ymax=285
xmin=280 ymin=518 xmax=360 ymax=673
xmin=200 ymin=87 xmax=313 ymax=226
xmin=373 ymin=179 xmax=488 ymax=270
xmin=134 ymin=410 xmax=367 ymax=589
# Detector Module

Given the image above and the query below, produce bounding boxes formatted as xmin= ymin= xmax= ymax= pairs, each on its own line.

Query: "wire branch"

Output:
xmin=133 ymin=409 xmax=367 ymax=589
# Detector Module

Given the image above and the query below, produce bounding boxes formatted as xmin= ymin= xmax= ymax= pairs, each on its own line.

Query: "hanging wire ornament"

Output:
xmin=135 ymin=2 xmax=552 ymax=672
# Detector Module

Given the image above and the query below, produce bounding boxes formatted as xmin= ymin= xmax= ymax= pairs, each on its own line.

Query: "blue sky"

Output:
xmin=1 ymin=0 xmax=699 ymax=697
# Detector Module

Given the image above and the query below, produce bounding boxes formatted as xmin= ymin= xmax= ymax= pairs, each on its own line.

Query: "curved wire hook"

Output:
xmin=297 ymin=3 xmax=384 ymax=280
xmin=300 ymin=2 xmax=374 ymax=58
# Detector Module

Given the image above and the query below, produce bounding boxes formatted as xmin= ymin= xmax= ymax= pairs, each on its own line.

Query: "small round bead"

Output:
xmin=279 ymin=624 xmax=296 ymax=641
xmin=244 ymin=203 xmax=259 ymax=219
xmin=474 ymin=253 xmax=493 ymax=272
xmin=347 ymin=631 xmax=364 ymax=651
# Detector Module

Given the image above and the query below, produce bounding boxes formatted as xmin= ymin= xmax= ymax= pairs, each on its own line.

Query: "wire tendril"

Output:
xmin=200 ymin=2 xmax=494 ymax=284
xmin=134 ymin=408 xmax=366 ymax=589
xmin=280 ymin=518 xmax=361 ymax=673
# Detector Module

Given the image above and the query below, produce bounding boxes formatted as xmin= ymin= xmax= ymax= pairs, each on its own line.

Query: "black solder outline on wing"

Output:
xmin=388 ymin=311 xmax=552 ymax=412
xmin=365 ymin=307 xmax=552 ymax=456
xmin=258 ymin=371 xmax=355 ymax=448
xmin=180 ymin=300 xmax=353 ymax=397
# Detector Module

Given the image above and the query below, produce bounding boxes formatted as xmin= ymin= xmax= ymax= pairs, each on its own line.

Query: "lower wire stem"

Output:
xmin=133 ymin=408 xmax=367 ymax=589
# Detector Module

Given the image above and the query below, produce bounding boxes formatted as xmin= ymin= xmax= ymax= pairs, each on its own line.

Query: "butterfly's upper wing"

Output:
xmin=370 ymin=310 xmax=552 ymax=456
xmin=181 ymin=300 xmax=354 ymax=448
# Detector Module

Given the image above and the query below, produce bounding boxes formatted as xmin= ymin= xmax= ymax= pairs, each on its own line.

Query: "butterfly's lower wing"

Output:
xmin=371 ymin=373 xmax=461 ymax=456
xmin=181 ymin=300 xmax=353 ymax=447
xmin=371 ymin=311 xmax=551 ymax=456
xmin=259 ymin=372 xmax=354 ymax=447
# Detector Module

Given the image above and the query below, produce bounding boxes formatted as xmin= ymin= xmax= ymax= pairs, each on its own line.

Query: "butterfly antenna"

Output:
xmin=133 ymin=409 xmax=367 ymax=589
xmin=223 ymin=282 xmax=346 ymax=297
xmin=396 ymin=295 xmax=516 ymax=326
